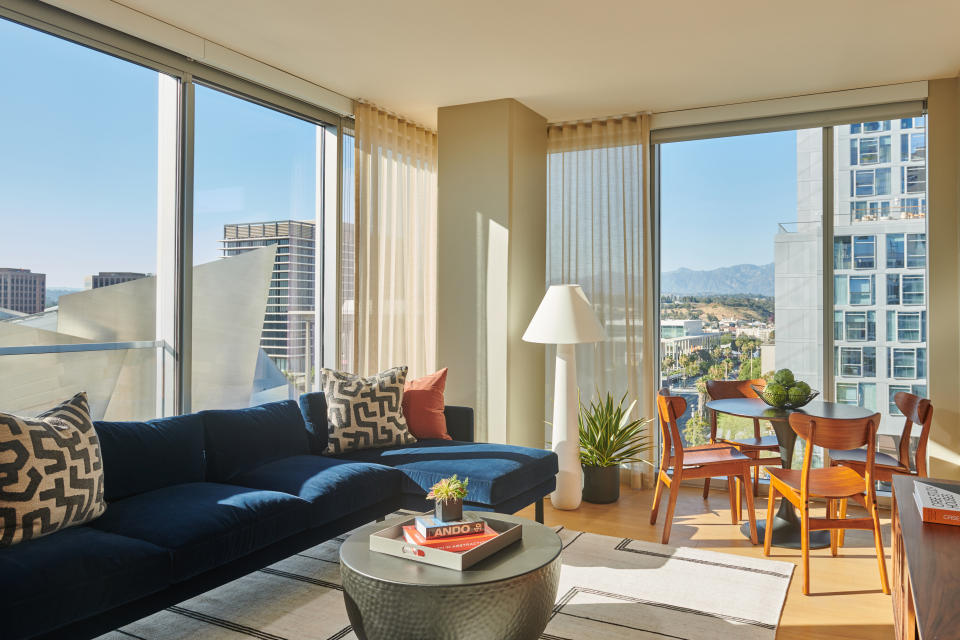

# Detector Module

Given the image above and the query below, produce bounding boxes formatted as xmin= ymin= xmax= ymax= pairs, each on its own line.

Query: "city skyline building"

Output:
xmin=0 ymin=268 xmax=46 ymax=314
xmin=221 ymin=220 xmax=316 ymax=375
xmin=775 ymin=118 xmax=927 ymax=435
xmin=85 ymin=271 xmax=150 ymax=289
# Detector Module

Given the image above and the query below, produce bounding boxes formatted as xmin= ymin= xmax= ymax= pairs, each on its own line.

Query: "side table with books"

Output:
xmin=339 ymin=512 xmax=562 ymax=640
xmin=892 ymin=475 xmax=960 ymax=640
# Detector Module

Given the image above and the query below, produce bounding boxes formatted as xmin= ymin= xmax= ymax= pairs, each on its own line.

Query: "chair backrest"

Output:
xmin=657 ymin=388 xmax=687 ymax=459
xmin=705 ymin=378 xmax=766 ymax=441
xmin=706 ymin=378 xmax=764 ymax=400
xmin=894 ymin=391 xmax=934 ymax=476
xmin=789 ymin=411 xmax=882 ymax=497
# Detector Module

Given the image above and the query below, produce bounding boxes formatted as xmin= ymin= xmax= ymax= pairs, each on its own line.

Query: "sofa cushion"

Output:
xmin=402 ymin=368 xmax=451 ymax=440
xmin=201 ymin=400 xmax=311 ymax=482
xmin=231 ymin=455 xmax=403 ymax=527
xmin=0 ymin=525 xmax=171 ymax=640
xmin=0 ymin=392 xmax=106 ymax=546
xmin=95 ymin=413 xmax=205 ymax=502
xmin=334 ymin=441 xmax=559 ymax=506
xmin=90 ymin=482 xmax=309 ymax=581
xmin=319 ymin=366 xmax=416 ymax=454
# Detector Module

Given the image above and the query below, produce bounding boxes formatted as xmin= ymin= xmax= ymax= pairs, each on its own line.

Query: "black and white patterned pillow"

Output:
xmin=321 ymin=366 xmax=416 ymax=455
xmin=0 ymin=392 xmax=106 ymax=546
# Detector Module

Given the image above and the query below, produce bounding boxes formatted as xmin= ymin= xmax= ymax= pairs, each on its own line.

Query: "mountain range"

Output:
xmin=661 ymin=263 xmax=774 ymax=296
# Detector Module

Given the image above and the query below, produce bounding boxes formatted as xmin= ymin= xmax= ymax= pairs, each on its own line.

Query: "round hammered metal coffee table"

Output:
xmin=339 ymin=512 xmax=562 ymax=640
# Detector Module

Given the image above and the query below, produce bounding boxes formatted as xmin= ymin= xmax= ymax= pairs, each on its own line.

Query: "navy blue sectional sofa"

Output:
xmin=1 ymin=397 xmax=557 ymax=640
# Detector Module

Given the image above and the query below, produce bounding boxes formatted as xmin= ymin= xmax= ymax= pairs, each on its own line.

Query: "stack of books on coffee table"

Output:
xmin=402 ymin=515 xmax=499 ymax=552
xmin=369 ymin=512 xmax=523 ymax=570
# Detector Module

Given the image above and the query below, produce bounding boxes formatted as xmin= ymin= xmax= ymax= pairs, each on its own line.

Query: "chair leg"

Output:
xmin=703 ymin=477 xmax=711 ymax=499
xmin=650 ymin=473 xmax=665 ymax=525
xmin=662 ymin=473 xmax=682 ymax=545
xmin=763 ymin=484 xmax=777 ymax=556
xmin=800 ymin=502 xmax=811 ymax=595
xmin=727 ymin=476 xmax=738 ymax=524
xmin=742 ymin=470 xmax=758 ymax=544
xmin=869 ymin=497 xmax=891 ymax=595
xmin=753 ymin=464 xmax=760 ymax=496
xmin=829 ymin=499 xmax=839 ymax=557
xmin=838 ymin=499 xmax=847 ymax=547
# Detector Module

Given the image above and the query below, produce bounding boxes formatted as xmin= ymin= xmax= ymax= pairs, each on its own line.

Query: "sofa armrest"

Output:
xmin=444 ymin=405 xmax=474 ymax=442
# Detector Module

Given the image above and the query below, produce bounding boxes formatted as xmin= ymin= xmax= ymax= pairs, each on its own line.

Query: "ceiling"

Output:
xmin=114 ymin=0 xmax=960 ymax=128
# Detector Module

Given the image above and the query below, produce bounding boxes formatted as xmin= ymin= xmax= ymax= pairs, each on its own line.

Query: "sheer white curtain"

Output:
xmin=350 ymin=102 xmax=438 ymax=377
xmin=546 ymin=115 xmax=656 ymax=486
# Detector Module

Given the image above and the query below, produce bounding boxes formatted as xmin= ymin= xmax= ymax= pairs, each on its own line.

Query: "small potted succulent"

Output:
xmin=427 ymin=474 xmax=469 ymax=522
xmin=579 ymin=391 xmax=652 ymax=504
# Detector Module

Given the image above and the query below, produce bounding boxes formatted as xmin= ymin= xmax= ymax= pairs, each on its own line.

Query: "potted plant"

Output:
xmin=579 ymin=391 xmax=652 ymax=504
xmin=426 ymin=474 xmax=469 ymax=522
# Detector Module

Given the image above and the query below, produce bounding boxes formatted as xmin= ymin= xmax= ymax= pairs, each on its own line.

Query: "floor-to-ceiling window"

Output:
xmin=0 ymin=18 xmax=175 ymax=420
xmin=0 ymin=14 xmax=346 ymax=418
xmin=191 ymin=85 xmax=327 ymax=410
xmin=658 ymin=130 xmax=822 ymax=449
xmin=657 ymin=110 xmax=928 ymax=477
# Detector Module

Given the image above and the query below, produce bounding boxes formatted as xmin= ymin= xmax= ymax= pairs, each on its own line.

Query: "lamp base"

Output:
xmin=550 ymin=343 xmax=581 ymax=510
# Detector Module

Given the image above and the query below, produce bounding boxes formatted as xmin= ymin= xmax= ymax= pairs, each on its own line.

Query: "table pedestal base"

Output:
xmin=742 ymin=516 xmax=831 ymax=550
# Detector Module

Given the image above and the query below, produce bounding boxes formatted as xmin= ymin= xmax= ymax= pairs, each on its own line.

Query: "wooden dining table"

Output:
xmin=704 ymin=397 xmax=874 ymax=549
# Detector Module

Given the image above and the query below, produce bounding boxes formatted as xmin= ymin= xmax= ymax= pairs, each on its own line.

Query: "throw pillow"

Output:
xmin=0 ymin=392 xmax=106 ymax=546
xmin=402 ymin=368 xmax=451 ymax=440
xmin=321 ymin=366 xmax=416 ymax=454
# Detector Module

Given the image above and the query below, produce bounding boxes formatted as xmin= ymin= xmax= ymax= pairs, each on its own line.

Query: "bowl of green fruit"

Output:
xmin=751 ymin=368 xmax=818 ymax=410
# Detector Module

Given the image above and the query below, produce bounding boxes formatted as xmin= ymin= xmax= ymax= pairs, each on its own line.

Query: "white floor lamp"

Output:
xmin=523 ymin=285 xmax=605 ymax=510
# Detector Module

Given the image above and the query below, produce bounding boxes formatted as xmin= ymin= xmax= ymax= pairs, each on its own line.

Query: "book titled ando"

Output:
xmin=369 ymin=515 xmax=522 ymax=571
xmin=914 ymin=481 xmax=960 ymax=526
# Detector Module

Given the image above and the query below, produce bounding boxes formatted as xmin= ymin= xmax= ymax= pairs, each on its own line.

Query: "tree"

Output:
xmin=738 ymin=356 xmax=762 ymax=380
xmin=683 ymin=412 xmax=710 ymax=446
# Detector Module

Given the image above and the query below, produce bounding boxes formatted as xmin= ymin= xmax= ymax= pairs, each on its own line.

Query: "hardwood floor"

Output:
xmin=516 ymin=483 xmax=895 ymax=640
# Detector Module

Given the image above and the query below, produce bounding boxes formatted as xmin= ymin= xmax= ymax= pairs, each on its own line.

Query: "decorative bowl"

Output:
xmin=750 ymin=384 xmax=819 ymax=410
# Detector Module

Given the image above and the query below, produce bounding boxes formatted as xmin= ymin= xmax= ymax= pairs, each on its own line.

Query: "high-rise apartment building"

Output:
xmin=0 ymin=268 xmax=46 ymax=314
xmin=775 ymin=118 xmax=927 ymax=435
xmin=85 ymin=272 xmax=149 ymax=289
xmin=222 ymin=221 xmax=316 ymax=374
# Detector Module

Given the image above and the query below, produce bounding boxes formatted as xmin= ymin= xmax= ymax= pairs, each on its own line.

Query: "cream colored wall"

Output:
xmin=927 ymin=76 xmax=960 ymax=480
xmin=437 ymin=99 xmax=546 ymax=448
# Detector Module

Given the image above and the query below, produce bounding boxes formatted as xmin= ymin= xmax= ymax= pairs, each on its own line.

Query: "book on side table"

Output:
xmin=913 ymin=480 xmax=960 ymax=526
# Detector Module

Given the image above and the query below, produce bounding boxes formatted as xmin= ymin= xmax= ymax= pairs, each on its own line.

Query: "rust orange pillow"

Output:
xmin=402 ymin=368 xmax=450 ymax=440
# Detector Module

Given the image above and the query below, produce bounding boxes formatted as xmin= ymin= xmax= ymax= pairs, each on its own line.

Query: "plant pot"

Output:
xmin=434 ymin=498 xmax=463 ymax=522
xmin=581 ymin=465 xmax=620 ymax=504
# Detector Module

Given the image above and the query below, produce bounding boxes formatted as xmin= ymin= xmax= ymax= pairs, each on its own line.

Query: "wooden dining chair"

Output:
xmin=829 ymin=391 xmax=932 ymax=546
xmin=763 ymin=412 xmax=889 ymax=595
xmin=650 ymin=388 xmax=758 ymax=545
xmin=704 ymin=379 xmax=782 ymax=506
xmin=829 ymin=391 xmax=933 ymax=481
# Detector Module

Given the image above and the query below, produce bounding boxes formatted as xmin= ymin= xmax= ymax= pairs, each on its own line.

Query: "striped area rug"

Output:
xmin=98 ymin=517 xmax=793 ymax=640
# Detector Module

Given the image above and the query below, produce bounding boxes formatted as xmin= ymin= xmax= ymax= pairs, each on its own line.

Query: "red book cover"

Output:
xmin=402 ymin=524 xmax=498 ymax=551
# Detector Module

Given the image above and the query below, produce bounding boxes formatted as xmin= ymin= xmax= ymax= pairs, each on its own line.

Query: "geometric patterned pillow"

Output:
xmin=320 ymin=366 xmax=416 ymax=455
xmin=0 ymin=392 xmax=106 ymax=546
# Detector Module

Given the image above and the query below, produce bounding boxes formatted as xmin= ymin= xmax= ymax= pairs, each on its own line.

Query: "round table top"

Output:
xmin=704 ymin=397 xmax=875 ymax=421
xmin=339 ymin=512 xmax=562 ymax=587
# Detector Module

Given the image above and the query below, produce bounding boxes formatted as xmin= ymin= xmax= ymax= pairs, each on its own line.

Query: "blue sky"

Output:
xmin=0 ymin=19 xmax=317 ymax=288
xmin=660 ymin=131 xmax=798 ymax=272
xmin=1 ymin=17 xmax=798 ymax=287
